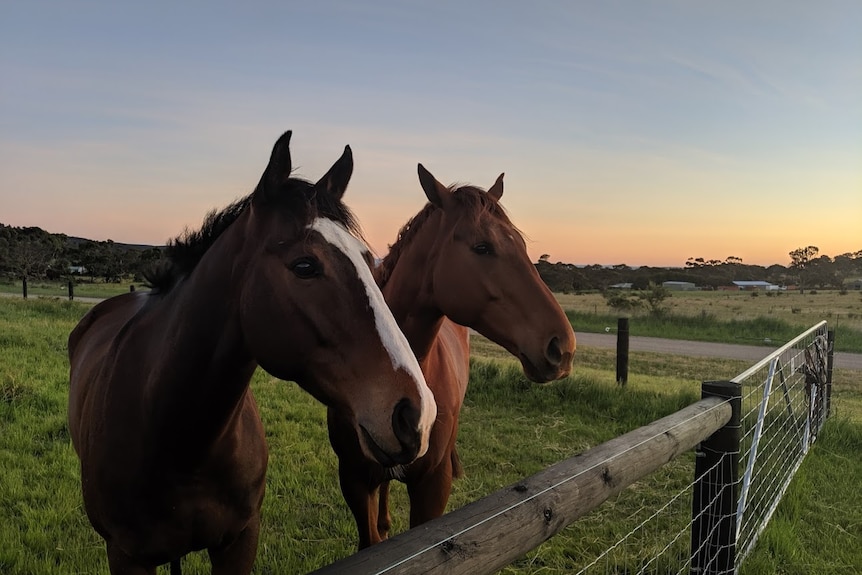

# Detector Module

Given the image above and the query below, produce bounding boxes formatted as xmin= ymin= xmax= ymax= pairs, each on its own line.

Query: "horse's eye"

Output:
xmin=472 ymin=242 xmax=494 ymax=256
xmin=289 ymin=257 xmax=321 ymax=279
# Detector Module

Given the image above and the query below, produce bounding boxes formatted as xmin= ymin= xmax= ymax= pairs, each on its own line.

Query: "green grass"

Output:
xmin=0 ymin=298 xmax=860 ymax=574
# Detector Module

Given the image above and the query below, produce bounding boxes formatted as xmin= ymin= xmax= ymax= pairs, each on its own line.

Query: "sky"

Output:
xmin=1 ymin=1 xmax=860 ymax=268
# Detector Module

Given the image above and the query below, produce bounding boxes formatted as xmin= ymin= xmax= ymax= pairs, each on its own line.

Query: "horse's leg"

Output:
xmin=208 ymin=517 xmax=260 ymax=575
xmin=105 ymin=542 xmax=156 ymax=575
xmin=376 ymin=480 xmax=392 ymax=540
xmin=208 ymin=519 xmax=260 ymax=575
xmin=338 ymin=461 xmax=383 ymax=549
xmin=406 ymin=456 xmax=454 ymax=527
xmin=328 ymin=409 xmax=384 ymax=548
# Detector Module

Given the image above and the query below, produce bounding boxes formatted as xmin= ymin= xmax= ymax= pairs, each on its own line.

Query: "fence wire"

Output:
xmin=733 ymin=321 xmax=829 ymax=566
xmin=570 ymin=322 xmax=830 ymax=575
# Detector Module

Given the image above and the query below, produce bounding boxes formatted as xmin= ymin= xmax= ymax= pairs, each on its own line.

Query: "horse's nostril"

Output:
xmin=546 ymin=336 xmax=563 ymax=365
xmin=392 ymin=398 xmax=421 ymax=458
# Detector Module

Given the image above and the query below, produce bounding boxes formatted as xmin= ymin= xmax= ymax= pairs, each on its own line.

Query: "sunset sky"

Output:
xmin=1 ymin=1 xmax=860 ymax=267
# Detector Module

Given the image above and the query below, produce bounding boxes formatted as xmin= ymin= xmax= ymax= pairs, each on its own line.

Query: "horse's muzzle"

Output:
xmin=358 ymin=399 xmax=423 ymax=467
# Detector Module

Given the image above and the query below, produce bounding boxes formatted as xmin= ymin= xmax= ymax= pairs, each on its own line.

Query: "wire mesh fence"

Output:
xmin=568 ymin=321 xmax=831 ymax=575
xmin=733 ymin=321 xmax=830 ymax=566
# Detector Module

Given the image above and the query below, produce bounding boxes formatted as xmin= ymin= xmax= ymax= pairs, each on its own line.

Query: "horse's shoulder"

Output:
xmin=69 ymin=293 xmax=149 ymax=360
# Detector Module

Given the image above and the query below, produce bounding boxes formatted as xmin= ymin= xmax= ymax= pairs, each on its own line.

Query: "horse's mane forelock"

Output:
xmin=375 ymin=183 xmax=519 ymax=288
xmin=144 ymin=177 xmax=363 ymax=293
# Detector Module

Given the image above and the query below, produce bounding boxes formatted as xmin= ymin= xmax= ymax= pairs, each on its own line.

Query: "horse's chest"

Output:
xmin=108 ymin=464 xmax=265 ymax=562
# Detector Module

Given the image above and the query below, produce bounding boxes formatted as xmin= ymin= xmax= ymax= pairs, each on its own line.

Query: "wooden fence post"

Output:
xmin=22 ymin=277 xmax=28 ymax=299
xmin=690 ymin=380 xmax=741 ymax=575
xmin=616 ymin=317 xmax=629 ymax=385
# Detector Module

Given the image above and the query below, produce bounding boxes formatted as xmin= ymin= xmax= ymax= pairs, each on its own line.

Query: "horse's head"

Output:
xmin=238 ymin=132 xmax=436 ymax=466
xmin=416 ymin=164 xmax=576 ymax=382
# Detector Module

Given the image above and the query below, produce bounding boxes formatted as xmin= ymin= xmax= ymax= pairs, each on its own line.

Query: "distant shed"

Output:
xmin=662 ymin=281 xmax=696 ymax=291
xmin=732 ymin=280 xmax=778 ymax=291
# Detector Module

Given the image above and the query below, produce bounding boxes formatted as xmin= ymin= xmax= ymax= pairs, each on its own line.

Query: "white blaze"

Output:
xmin=309 ymin=218 xmax=436 ymax=442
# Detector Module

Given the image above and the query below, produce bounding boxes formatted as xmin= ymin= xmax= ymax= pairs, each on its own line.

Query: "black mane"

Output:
xmin=144 ymin=176 xmax=363 ymax=293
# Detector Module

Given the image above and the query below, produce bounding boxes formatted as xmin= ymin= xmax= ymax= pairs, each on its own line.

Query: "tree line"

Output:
xmin=2 ymin=223 xmax=860 ymax=292
xmin=0 ymin=224 xmax=162 ymax=283
xmin=535 ymin=249 xmax=862 ymax=293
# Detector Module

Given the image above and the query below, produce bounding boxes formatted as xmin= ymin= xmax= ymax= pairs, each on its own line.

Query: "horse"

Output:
xmin=327 ymin=164 xmax=576 ymax=548
xmin=67 ymin=131 xmax=437 ymax=574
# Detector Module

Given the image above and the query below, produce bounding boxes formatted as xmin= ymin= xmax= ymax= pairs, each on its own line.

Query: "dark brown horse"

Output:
xmin=67 ymin=131 xmax=436 ymax=574
xmin=327 ymin=164 xmax=576 ymax=548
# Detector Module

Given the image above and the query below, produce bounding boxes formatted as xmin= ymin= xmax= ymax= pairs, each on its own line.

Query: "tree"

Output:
xmin=789 ymin=246 xmax=819 ymax=294
xmin=603 ymin=289 xmax=642 ymax=313
xmin=2 ymin=226 xmax=65 ymax=281
xmin=638 ymin=282 xmax=672 ymax=317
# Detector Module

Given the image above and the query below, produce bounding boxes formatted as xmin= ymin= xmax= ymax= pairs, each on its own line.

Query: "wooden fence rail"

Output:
xmin=310 ymin=396 xmax=732 ymax=575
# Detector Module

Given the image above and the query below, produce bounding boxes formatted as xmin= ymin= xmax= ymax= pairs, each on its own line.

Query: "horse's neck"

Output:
xmin=381 ymin=222 xmax=446 ymax=361
xmin=143 ymin=226 xmax=256 ymax=449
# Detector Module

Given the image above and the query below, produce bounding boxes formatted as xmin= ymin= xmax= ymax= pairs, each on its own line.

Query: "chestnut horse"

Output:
xmin=67 ymin=131 xmax=436 ymax=574
xmin=327 ymin=164 xmax=576 ymax=548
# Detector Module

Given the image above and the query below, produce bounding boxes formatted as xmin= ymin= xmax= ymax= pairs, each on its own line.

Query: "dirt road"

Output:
xmin=575 ymin=332 xmax=862 ymax=371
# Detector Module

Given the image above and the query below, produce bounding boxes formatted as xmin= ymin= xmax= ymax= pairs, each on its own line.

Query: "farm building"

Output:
xmin=732 ymin=280 xmax=781 ymax=291
xmin=662 ymin=281 xmax=697 ymax=291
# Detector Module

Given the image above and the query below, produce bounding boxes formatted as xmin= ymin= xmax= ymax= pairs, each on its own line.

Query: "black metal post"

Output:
xmin=826 ymin=329 xmax=835 ymax=418
xmin=22 ymin=277 xmax=28 ymax=299
xmin=68 ymin=280 xmax=74 ymax=301
xmin=691 ymin=380 xmax=741 ymax=575
xmin=130 ymin=285 xmax=136 ymax=292
xmin=616 ymin=317 xmax=629 ymax=385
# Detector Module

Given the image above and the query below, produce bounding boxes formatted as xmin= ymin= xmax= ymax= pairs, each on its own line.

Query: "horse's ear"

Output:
xmin=315 ymin=145 xmax=353 ymax=201
xmin=255 ymin=130 xmax=293 ymax=204
xmin=417 ymin=164 xmax=451 ymax=209
xmin=488 ymin=173 xmax=504 ymax=201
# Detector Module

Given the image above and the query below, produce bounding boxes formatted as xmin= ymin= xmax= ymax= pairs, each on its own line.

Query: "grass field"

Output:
xmin=556 ymin=289 xmax=862 ymax=330
xmin=0 ymin=297 xmax=860 ymax=573
xmin=4 ymin=281 xmax=862 ymax=352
